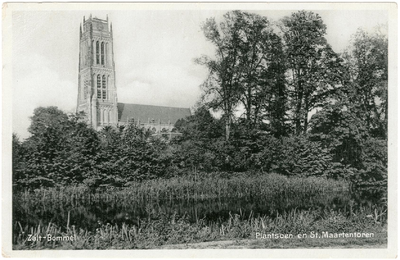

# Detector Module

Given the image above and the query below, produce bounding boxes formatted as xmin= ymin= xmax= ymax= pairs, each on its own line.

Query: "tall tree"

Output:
xmin=282 ymin=11 xmax=344 ymax=135
xmin=342 ymin=27 xmax=388 ymax=138
xmin=196 ymin=11 xmax=245 ymax=140
xmin=232 ymin=12 xmax=286 ymax=128
xmin=259 ymin=33 xmax=289 ymax=137
xmin=198 ymin=11 xmax=288 ymax=138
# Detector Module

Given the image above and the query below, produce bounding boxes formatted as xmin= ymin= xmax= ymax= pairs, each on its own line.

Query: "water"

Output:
xmin=13 ymin=187 xmax=384 ymax=232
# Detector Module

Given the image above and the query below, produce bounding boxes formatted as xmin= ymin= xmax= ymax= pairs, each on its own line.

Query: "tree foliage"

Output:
xmin=342 ymin=27 xmax=388 ymax=138
xmin=282 ymin=11 xmax=345 ymax=134
xmin=13 ymin=108 xmax=170 ymax=190
xmin=196 ymin=12 xmax=243 ymax=140
xmin=174 ymin=106 xmax=223 ymax=141
xmin=197 ymin=11 xmax=290 ymax=138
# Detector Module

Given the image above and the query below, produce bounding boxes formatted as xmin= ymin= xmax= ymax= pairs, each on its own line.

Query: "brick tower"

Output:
xmin=76 ymin=15 xmax=118 ymax=129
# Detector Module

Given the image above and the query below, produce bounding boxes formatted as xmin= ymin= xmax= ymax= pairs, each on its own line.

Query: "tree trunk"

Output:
xmin=303 ymin=95 xmax=309 ymax=134
xmin=295 ymin=81 xmax=303 ymax=135
xmin=225 ymin=116 xmax=231 ymax=141
xmin=246 ymin=87 xmax=252 ymax=123
xmin=277 ymin=75 xmax=286 ymax=136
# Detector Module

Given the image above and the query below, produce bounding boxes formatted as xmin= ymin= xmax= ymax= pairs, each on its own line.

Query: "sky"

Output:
xmin=10 ymin=7 xmax=388 ymax=139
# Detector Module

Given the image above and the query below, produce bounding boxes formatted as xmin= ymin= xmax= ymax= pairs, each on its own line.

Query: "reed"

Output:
xmin=13 ymin=172 xmax=386 ymax=249
xmin=16 ymin=173 xmax=349 ymax=205
xmin=13 ymin=207 xmax=386 ymax=249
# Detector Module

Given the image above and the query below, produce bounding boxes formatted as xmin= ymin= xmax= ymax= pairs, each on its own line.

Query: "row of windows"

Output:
xmin=95 ymin=41 xmax=107 ymax=65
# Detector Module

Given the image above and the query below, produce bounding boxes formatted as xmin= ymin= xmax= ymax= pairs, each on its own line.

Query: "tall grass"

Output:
xmin=14 ymin=207 xmax=386 ymax=249
xmin=14 ymin=173 xmax=352 ymax=229
xmin=16 ymin=173 xmax=349 ymax=205
xmin=13 ymin=172 xmax=387 ymax=249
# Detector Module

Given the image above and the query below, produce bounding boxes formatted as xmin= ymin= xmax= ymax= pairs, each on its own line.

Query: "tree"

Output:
xmin=309 ymin=102 xmax=387 ymax=187
xmin=57 ymin=113 xmax=99 ymax=182
xmin=197 ymin=11 xmax=290 ymax=138
xmin=92 ymin=121 xmax=168 ymax=185
xmin=196 ymin=11 xmax=245 ymax=140
xmin=342 ymin=26 xmax=388 ymax=138
xmin=15 ymin=107 xmax=99 ymax=188
xmin=282 ymin=11 xmax=344 ymax=135
xmin=12 ymin=133 xmax=26 ymax=187
xmin=231 ymin=12 xmax=286 ymax=129
xmin=309 ymin=102 xmax=367 ymax=169
xmin=174 ymin=106 xmax=223 ymax=141
xmin=172 ymin=107 xmax=224 ymax=173
xmin=28 ymin=106 xmax=69 ymax=137
xmin=258 ymin=33 xmax=289 ymax=137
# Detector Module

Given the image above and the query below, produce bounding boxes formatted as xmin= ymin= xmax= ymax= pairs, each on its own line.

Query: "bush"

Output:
xmin=251 ymin=135 xmax=334 ymax=177
xmin=351 ymin=137 xmax=387 ymax=190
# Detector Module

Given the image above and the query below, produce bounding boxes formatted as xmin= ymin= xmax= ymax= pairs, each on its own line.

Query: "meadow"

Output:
xmin=13 ymin=172 xmax=387 ymax=249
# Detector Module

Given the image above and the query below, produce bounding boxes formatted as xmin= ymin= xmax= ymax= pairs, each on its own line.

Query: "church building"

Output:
xmin=76 ymin=15 xmax=191 ymax=133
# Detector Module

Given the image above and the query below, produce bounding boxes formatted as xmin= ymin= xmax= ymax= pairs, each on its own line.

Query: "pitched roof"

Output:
xmin=117 ymin=103 xmax=191 ymax=125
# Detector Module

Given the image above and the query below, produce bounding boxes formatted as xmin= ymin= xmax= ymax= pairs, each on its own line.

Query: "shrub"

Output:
xmin=351 ymin=137 xmax=387 ymax=190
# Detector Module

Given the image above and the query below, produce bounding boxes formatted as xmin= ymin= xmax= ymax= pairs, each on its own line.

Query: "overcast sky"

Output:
xmin=11 ymin=8 xmax=388 ymax=139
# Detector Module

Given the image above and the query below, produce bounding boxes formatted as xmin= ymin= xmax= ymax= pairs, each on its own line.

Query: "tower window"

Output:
xmin=102 ymin=75 xmax=107 ymax=99
xmin=101 ymin=42 xmax=105 ymax=65
xmin=102 ymin=75 xmax=106 ymax=89
xmin=97 ymin=75 xmax=101 ymax=99
xmin=96 ymin=41 xmax=100 ymax=64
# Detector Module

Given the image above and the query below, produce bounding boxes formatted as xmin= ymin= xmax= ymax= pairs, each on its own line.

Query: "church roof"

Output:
xmin=117 ymin=103 xmax=191 ymax=125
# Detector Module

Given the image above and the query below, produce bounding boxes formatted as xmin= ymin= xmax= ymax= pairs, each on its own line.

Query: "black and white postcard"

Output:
xmin=2 ymin=2 xmax=397 ymax=258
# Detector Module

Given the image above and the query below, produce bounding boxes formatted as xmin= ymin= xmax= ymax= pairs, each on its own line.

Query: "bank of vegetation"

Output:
xmin=12 ymin=10 xmax=387 ymax=249
xmin=14 ymin=174 xmax=386 ymax=249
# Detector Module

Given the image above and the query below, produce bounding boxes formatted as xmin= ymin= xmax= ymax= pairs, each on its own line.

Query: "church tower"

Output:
xmin=77 ymin=15 xmax=118 ymax=129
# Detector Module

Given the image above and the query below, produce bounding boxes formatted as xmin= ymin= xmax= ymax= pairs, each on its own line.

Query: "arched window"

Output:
xmin=96 ymin=41 xmax=100 ymax=64
xmin=101 ymin=42 xmax=105 ymax=65
xmin=97 ymin=75 xmax=101 ymax=99
xmin=102 ymin=75 xmax=107 ymax=99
